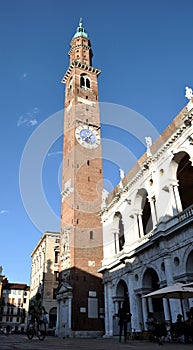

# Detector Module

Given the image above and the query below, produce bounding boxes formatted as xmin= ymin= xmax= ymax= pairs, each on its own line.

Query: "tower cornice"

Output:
xmin=61 ymin=60 xmax=101 ymax=84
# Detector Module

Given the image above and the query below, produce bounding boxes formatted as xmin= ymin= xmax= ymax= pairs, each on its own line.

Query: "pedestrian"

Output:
xmin=146 ymin=312 xmax=156 ymax=341
xmin=118 ymin=301 xmax=132 ymax=342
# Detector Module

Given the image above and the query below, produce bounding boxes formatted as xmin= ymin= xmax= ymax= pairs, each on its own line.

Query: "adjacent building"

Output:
xmin=0 ymin=268 xmax=30 ymax=333
xmin=99 ymin=93 xmax=193 ymax=336
xmin=30 ymin=231 xmax=60 ymax=330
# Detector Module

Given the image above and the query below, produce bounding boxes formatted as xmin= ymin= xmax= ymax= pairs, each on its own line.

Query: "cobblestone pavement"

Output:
xmin=1 ymin=334 xmax=193 ymax=350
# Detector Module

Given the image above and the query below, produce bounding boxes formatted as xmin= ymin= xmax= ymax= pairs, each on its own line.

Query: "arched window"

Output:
xmin=142 ymin=195 xmax=153 ymax=235
xmin=49 ymin=307 xmax=57 ymax=328
xmin=80 ymin=74 xmax=90 ymax=89
xmin=177 ymin=153 xmax=193 ymax=210
xmin=69 ymin=78 xmax=72 ymax=91
xmin=113 ymin=212 xmax=125 ymax=252
xmin=134 ymin=188 xmax=153 ymax=237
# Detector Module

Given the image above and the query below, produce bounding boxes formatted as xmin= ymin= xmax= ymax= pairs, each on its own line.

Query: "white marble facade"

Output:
xmin=99 ymin=97 xmax=193 ymax=337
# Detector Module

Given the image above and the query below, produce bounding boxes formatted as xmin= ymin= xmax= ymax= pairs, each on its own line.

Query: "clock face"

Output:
xmin=75 ymin=125 xmax=100 ymax=148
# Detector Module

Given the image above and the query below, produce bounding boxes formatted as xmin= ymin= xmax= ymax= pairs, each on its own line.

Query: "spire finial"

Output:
xmin=72 ymin=18 xmax=88 ymax=39
xmin=79 ymin=18 xmax=83 ymax=28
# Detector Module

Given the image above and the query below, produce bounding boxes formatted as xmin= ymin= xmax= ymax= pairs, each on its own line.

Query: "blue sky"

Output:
xmin=1 ymin=0 xmax=193 ymax=284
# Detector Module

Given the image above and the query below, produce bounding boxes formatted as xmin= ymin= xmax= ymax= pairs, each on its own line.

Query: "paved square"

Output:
xmin=1 ymin=335 xmax=193 ymax=350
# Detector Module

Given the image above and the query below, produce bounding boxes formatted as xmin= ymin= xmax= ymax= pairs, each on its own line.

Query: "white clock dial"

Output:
xmin=75 ymin=125 xmax=100 ymax=148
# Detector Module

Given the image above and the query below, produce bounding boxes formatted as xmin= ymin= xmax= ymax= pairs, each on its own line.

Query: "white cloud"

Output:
xmin=17 ymin=116 xmax=28 ymax=127
xmin=0 ymin=210 xmax=8 ymax=215
xmin=28 ymin=119 xmax=38 ymax=126
xmin=17 ymin=108 xmax=39 ymax=128
xmin=20 ymin=73 xmax=28 ymax=80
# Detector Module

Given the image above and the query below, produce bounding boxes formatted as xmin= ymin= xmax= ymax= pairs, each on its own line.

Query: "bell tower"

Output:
xmin=57 ymin=19 xmax=104 ymax=336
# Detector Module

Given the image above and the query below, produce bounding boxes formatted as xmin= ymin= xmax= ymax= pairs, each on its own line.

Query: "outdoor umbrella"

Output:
xmin=143 ymin=282 xmax=193 ymax=319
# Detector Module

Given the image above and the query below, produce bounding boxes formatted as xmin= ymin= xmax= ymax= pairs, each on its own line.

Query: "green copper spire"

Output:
xmin=73 ymin=18 xmax=88 ymax=39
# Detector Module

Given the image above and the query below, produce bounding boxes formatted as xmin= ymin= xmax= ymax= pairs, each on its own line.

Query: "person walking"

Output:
xmin=118 ymin=301 xmax=132 ymax=342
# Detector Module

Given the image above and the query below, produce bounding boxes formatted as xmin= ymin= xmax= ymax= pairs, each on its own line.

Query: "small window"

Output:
xmin=69 ymin=78 xmax=72 ymax=90
xmin=55 ymin=251 xmax=59 ymax=263
xmin=90 ymin=231 xmax=93 ymax=240
xmin=53 ymin=288 xmax=57 ymax=299
xmin=80 ymin=74 xmax=90 ymax=89
xmin=87 ymin=160 xmax=90 ymax=166
xmin=54 ymin=271 xmax=59 ymax=281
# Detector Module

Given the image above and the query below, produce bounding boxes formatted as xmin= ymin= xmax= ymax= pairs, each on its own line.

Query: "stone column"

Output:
xmin=163 ymin=255 xmax=179 ymax=322
xmin=108 ymin=283 xmax=113 ymax=337
xmin=68 ymin=295 xmax=72 ymax=332
xmin=135 ymin=211 xmax=144 ymax=238
xmin=55 ymin=299 xmax=61 ymax=336
xmin=104 ymin=283 xmax=108 ymax=336
xmin=163 ymin=298 xmax=170 ymax=321
xmin=104 ymin=282 xmax=114 ymax=337
xmin=128 ymin=274 xmax=141 ymax=332
xmin=164 ymin=254 xmax=173 ymax=285
xmin=147 ymin=297 xmax=153 ymax=313
xmin=149 ymin=195 xmax=158 ymax=227
xmin=170 ymin=180 xmax=182 ymax=214
xmin=142 ymin=296 xmax=148 ymax=331
xmin=112 ymin=229 xmax=118 ymax=254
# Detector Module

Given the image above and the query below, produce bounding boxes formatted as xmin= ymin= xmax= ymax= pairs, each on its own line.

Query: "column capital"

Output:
xmin=168 ymin=179 xmax=179 ymax=187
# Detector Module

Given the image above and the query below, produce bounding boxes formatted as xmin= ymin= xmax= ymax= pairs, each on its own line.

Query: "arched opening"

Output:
xmin=113 ymin=212 xmax=125 ymax=252
xmin=143 ymin=268 xmax=164 ymax=322
xmin=113 ymin=279 xmax=130 ymax=336
xmin=80 ymin=74 xmax=90 ymax=89
xmin=135 ymin=189 xmax=153 ymax=236
xmin=177 ymin=153 xmax=193 ymax=210
xmin=142 ymin=195 xmax=153 ymax=234
xmin=49 ymin=307 xmax=57 ymax=328
xmin=186 ymin=250 xmax=193 ymax=281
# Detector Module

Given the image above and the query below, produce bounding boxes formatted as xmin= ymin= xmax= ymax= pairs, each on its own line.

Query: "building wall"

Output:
xmin=0 ymin=282 xmax=30 ymax=333
xmin=100 ymin=99 xmax=193 ymax=336
xmin=30 ymin=231 xmax=60 ymax=328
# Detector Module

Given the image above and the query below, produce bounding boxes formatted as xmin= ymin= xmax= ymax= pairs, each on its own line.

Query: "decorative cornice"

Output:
xmin=61 ymin=60 xmax=101 ymax=84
